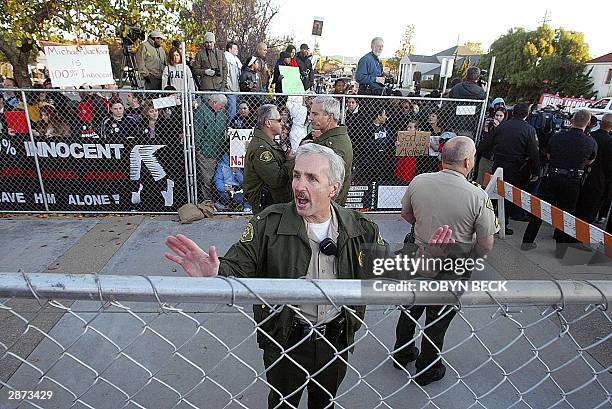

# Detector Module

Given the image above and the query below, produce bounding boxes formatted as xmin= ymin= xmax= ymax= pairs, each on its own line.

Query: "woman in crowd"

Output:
xmin=77 ymin=84 xmax=109 ymax=138
xmin=230 ymin=102 xmax=256 ymax=129
xmin=417 ymin=110 xmax=445 ymax=174
xmin=394 ymin=119 xmax=419 ymax=182
xmin=125 ymin=92 xmax=143 ymax=122
xmin=99 ymin=98 xmax=138 ymax=140
xmin=36 ymin=105 xmax=70 ymax=138
xmin=239 ymin=57 xmax=260 ymax=93
xmin=162 ymin=47 xmax=196 ymax=93
xmin=476 ymin=107 xmax=507 ymax=184
xmin=284 ymin=45 xmax=299 ymax=67
xmin=363 ymin=106 xmax=395 ymax=182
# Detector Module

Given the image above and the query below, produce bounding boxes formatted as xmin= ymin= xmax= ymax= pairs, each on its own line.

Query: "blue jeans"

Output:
xmin=226 ymin=95 xmax=238 ymax=126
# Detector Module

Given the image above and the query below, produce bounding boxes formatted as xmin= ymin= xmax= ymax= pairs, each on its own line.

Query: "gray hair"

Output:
xmin=207 ymin=93 xmax=228 ymax=105
xmin=256 ymin=104 xmax=279 ymax=129
xmin=312 ymin=96 xmax=341 ymax=123
xmin=295 ymin=143 xmax=345 ymax=189
xmin=371 ymin=37 xmax=384 ymax=47
xmin=441 ymin=136 xmax=475 ymax=165
xmin=466 ymin=67 xmax=480 ymax=81
xmin=601 ymin=113 xmax=612 ymax=130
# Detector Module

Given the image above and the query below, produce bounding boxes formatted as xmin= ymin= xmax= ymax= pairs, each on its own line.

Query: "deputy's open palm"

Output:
xmin=165 ymin=234 xmax=220 ymax=277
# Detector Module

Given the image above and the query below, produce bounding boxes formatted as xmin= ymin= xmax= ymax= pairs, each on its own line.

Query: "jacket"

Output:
xmin=193 ymin=102 xmax=227 ymax=159
xmin=286 ymin=98 xmax=308 ymax=150
xmin=256 ymin=56 xmax=271 ymax=92
xmin=218 ymin=201 xmax=389 ymax=350
xmin=492 ymin=118 xmax=540 ymax=177
xmin=224 ymin=51 xmax=242 ymax=92
xmin=214 ymin=154 xmax=244 ymax=193
xmin=356 ymin=52 xmax=384 ymax=91
xmin=193 ymin=47 xmax=228 ymax=91
xmin=239 ymin=67 xmax=260 ymax=92
xmin=135 ymin=38 xmax=167 ymax=80
xmin=584 ymin=129 xmax=612 ymax=193
xmin=272 ymin=60 xmax=289 ymax=93
xmin=296 ymin=53 xmax=314 ymax=90
xmin=448 ymin=80 xmax=486 ymax=100
xmin=243 ymin=129 xmax=294 ymax=213
xmin=161 ymin=64 xmax=196 ymax=92
xmin=314 ymin=126 xmax=354 ymax=205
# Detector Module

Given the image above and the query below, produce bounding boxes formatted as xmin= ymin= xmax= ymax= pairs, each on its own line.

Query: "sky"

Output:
xmin=268 ymin=1 xmax=611 ymax=61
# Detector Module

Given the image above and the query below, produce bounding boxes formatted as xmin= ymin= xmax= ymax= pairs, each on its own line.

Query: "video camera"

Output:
xmin=119 ymin=25 xmax=145 ymax=50
xmin=383 ymin=74 xmax=395 ymax=86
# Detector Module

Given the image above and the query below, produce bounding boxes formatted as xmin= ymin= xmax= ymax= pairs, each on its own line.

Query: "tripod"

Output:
xmin=119 ymin=45 xmax=139 ymax=89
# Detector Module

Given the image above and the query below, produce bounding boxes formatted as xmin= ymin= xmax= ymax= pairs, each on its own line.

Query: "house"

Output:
xmin=586 ymin=52 xmax=612 ymax=98
xmin=398 ymin=45 xmax=482 ymax=90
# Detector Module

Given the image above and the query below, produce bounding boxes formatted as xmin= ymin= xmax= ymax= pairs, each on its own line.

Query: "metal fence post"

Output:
xmin=188 ymin=92 xmax=198 ymax=203
xmin=20 ymin=90 xmax=49 ymax=211
xmin=474 ymin=56 xmax=496 ymax=143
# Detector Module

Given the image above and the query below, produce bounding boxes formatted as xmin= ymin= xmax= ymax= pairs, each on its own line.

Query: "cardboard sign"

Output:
xmin=228 ymin=128 xmax=254 ymax=168
xmin=4 ymin=111 xmax=29 ymax=133
xmin=396 ymin=131 xmax=431 ymax=157
xmin=44 ymin=45 xmax=114 ymax=88
xmin=152 ymin=95 xmax=181 ymax=110
xmin=279 ymin=66 xmax=305 ymax=94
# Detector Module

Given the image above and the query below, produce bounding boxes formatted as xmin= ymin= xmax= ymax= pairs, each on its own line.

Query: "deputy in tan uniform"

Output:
xmin=243 ymin=104 xmax=294 ymax=213
xmin=393 ymin=136 xmax=499 ymax=386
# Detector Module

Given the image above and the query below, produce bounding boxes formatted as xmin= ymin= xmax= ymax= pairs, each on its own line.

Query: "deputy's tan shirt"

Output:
xmin=299 ymin=208 xmax=341 ymax=325
xmin=401 ymin=169 xmax=499 ymax=245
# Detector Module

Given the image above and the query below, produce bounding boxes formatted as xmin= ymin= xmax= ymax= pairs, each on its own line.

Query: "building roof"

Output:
xmin=434 ymin=45 xmax=482 ymax=57
xmin=587 ymin=52 xmax=612 ymax=64
xmin=405 ymin=55 xmax=440 ymax=64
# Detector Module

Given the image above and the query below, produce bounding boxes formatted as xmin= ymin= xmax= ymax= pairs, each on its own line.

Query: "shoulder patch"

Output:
xmin=471 ymin=180 xmax=483 ymax=189
xmin=240 ymin=223 xmax=254 ymax=242
xmin=486 ymin=197 xmax=495 ymax=211
xmin=377 ymin=233 xmax=385 ymax=246
xmin=259 ymin=151 xmax=274 ymax=162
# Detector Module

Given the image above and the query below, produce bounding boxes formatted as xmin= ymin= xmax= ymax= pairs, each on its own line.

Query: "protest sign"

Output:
xmin=396 ymin=131 xmax=431 ymax=156
xmin=312 ymin=17 xmax=324 ymax=36
xmin=4 ymin=111 xmax=29 ymax=133
xmin=44 ymin=44 xmax=114 ymax=88
xmin=228 ymin=128 xmax=254 ymax=168
xmin=153 ymin=95 xmax=181 ymax=110
xmin=279 ymin=66 xmax=305 ymax=93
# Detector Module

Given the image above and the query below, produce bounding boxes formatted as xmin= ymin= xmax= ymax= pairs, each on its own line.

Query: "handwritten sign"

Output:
xmin=396 ymin=131 xmax=431 ymax=156
xmin=228 ymin=128 xmax=254 ymax=168
xmin=44 ymin=45 xmax=114 ymax=88
xmin=279 ymin=66 xmax=305 ymax=94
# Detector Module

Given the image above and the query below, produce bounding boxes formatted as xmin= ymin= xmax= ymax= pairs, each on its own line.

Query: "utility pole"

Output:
xmin=540 ymin=10 xmax=552 ymax=27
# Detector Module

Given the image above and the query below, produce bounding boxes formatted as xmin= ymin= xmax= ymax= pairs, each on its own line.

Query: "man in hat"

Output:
xmin=193 ymin=32 xmax=227 ymax=92
xmin=135 ymin=30 xmax=167 ymax=90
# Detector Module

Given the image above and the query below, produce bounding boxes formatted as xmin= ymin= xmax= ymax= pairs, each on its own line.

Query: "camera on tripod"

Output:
xmin=120 ymin=25 xmax=145 ymax=52
xmin=117 ymin=25 xmax=145 ymax=88
xmin=384 ymin=74 xmax=395 ymax=86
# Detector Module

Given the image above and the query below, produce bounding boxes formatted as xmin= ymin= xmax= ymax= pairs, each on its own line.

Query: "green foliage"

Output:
xmin=480 ymin=25 xmax=594 ymax=103
xmin=394 ymin=25 xmax=416 ymax=59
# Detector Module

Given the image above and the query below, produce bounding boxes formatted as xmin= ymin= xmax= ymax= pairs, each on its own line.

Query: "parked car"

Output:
xmin=571 ymin=97 xmax=612 ymax=120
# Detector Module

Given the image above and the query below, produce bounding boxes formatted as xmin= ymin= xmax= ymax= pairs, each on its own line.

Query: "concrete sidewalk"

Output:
xmin=0 ymin=214 xmax=610 ymax=408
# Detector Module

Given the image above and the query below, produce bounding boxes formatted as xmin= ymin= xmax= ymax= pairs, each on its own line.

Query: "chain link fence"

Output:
xmin=1 ymin=87 xmax=486 ymax=214
xmin=1 ymin=273 xmax=610 ymax=408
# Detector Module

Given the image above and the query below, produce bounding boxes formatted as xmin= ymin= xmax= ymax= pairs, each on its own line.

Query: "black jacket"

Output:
xmin=296 ymin=53 xmax=314 ymax=90
xmin=239 ymin=67 xmax=259 ymax=92
xmin=492 ymin=118 xmax=539 ymax=177
xmin=585 ymin=129 xmax=612 ymax=193
xmin=448 ymin=81 xmax=486 ymax=100
xmin=548 ymin=128 xmax=597 ymax=171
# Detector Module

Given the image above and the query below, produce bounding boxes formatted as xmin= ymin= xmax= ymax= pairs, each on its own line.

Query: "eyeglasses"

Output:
xmin=269 ymin=117 xmax=282 ymax=122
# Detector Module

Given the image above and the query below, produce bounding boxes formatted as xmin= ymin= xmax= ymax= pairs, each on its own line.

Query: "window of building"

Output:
xmin=605 ymin=68 xmax=612 ymax=85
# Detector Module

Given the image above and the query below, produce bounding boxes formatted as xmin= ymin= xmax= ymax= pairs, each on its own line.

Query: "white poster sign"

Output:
xmin=44 ymin=45 xmax=114 ymax=88
xmin=228 ymin=128 xmax=254 ymax=168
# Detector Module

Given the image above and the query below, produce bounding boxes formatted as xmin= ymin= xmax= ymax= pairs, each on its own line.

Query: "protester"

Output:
xmin=230 ymin=102 xmax=256 ymax=129
xmin=272 ymin=52 xmax=292 ymax=93
xmin=193 ymin=32 xmax=227 ymax=92
xmin=162 ymin=47 xmax=196 ymax=92
xmin=356 ymin=37 xmax=385 ymax=95
xmin=213 ymin=153 xmax=251 ymax=212
xmin=193 ymin=93 xmax=228 ymax=201
xmin=125 ymin=92 xmax=143 ymax=122
xmin=476 ymin=107 xmax=507 ymax=185
xmin=135 ymin=30 xmax=167 ymax=90
xmin=2 ymin=78 xmax=20 ymax=109
xmin=255 ymin=42 xmax=270 ymax=92
xmin=239 ymin=57 xmax=261 ymax=93
xmin=99 ymin=98 xmax=139 ymax=140
xmin=35 ymin=105 xmax=70 ymax=138
xmin=296 ymin=44 xmax=314 ymax=91
xmin=224 ymin=41 xmax=242 ymax=125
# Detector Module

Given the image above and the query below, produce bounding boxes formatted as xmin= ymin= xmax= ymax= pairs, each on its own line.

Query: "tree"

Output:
xmin=394 ymin=25 xmax=416 ymax=59
xmin=0 ymin=0 xmax=186 ymax=87
xmin=480 ymin=25 xmax=594 ymax=103
xmin=185 ymin=0 xmax=279 ymax=63
xmin=463 ymin=42 xmax=483 ymax=54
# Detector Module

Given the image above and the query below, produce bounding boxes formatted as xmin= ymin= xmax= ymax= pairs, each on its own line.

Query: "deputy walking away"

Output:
xmin=522 ymin=109 xmax=597 ymax=255
xmin=393 ymin=136 xmax=498 ymax=386
xmin=243 ymin=104 xmax=294 ymax=213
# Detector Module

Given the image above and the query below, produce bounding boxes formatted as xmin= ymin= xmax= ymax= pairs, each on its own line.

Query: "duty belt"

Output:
xmin=292 ymin=315 xmax=346 ymax=341
xmin=550 ymin=167 xmax=584 ymax=178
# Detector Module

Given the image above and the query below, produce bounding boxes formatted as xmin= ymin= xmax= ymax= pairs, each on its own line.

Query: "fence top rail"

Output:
xmin=0 ymin=273 xmax=609 ymax=307
xmin=0 ymin=87 xmax=181 ymax=95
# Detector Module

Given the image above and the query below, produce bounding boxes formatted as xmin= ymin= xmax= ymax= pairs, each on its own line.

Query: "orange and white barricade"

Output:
xmin=483 ymin=168 xmax=612 ymax=257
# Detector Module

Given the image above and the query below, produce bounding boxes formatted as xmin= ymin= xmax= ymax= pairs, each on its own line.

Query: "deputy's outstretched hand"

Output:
xmin=165 ymin=234 xmax=220 ymax=277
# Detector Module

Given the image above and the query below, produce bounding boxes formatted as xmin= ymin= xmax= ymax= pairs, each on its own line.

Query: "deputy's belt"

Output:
xmin=550 ymin=167 xmax=584 ymax=178
xmin=292 ymin=315 xmax=346 ymax=342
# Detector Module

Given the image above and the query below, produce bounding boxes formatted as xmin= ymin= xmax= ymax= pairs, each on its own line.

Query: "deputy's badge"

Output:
xmin=259 ymin=151 xmax=273 ymax=162
xmin=240 ymin=223 xmax=254 ymax=242
xmin=486 ymin=197 xmax=495 ymax=211
xmin=377 ymin=233 xmax=385 ymax=246
xmin=358 ymin=250 xmax=365 ymax=267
